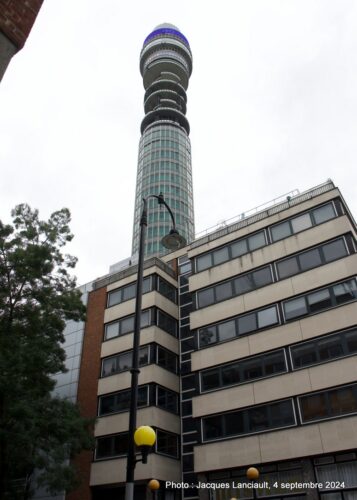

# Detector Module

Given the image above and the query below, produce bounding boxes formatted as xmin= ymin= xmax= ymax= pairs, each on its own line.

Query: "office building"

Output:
xmin=132 ymin=23 xmax=195 ymax=258
xmin=69 ymin=179 xmax=357 ymax=500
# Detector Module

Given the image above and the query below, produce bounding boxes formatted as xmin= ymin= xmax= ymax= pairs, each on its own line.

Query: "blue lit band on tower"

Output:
xmin=132 ymin=23 xmax=195 ymax=257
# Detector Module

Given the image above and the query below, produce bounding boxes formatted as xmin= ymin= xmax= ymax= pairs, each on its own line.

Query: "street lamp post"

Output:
xmin=125 ymin=194 xmax=186 ymax=500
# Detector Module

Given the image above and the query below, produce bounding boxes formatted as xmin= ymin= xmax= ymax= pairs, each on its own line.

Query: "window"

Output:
xmin=107 ymin=274 xmax=178 ymax=307
xmin=252 ymin=267 xmax=272 ymax=287
xmin=213 ymin=246 xmax=229 ymax=265
xmin=312 ymin=203 xmax=336 ymax=224
xmin=196 ymin=266 xmax=272 ymax=310
xmin=157 ymin=310 xmax=177 ymax=337
xmin=198 ymin=305 xmax=279 ymax=348
xmin=101 ymin=346 xmax=149 ymax=377
xmin=270 ymin=202 xmax=337 ymax=243
xmin=202 ymin=399 xmax=295 ymax=441
xmin=307 ymin=289 xmax=332 ymax=312
xmin=200 ymin=350 xmax=287 ymax=392
xmin=322 ymin=239 xmax=347 ymax=263
xmin=271 ymin=221 xmax=291 ymax=242
xmin=197 ymin=287 xmax=215 ymax=308
xmin=99 ymin=386 xmax=148 ymax=416
xmin=217 ymin=320 xmax=236 ymax=341
xmin=291 ymin=213 xmax=312 ymax=233
xmin=195 ymin=232 xmax=266 ymax=273
xmin=96 ymin=429 xmax=179 ymax=460
xmin=238 ymin=313 xmax=257 ymax=334
xmin=299 ymin=248 xmax=322 ymax=271
xmin=257 ymin=307 xmax=278 ymax=328
xmin=276 ymin=257 xmax=299 ymax=279
xmin=290 ymin=328 xmax=357 ymax=369
xmin=156 ymin=430 xmax=179 ymax=458
xmin=283 ymin=278 xmax=357 ymax=321
xmin=334 ymin=280 xmax=357 ymax=304
xmin=105 ymin=322 xmax=119 ymax=340
xmin=248 ymin=231 xmax=266 ymax=250
xmin=299 ymin=384 xmax=357 ymax=423
xmin=157 ymin=386 xmax=178 ymax=414
xmin=215 ymin=281 xmax=233 ymax=301
xmin=231 ymin=239 xmax=248 ymax=258
xmin=95 ymin=433 xmax=129 ymax=459
xmin=104 ymin=309 xmax=151 ymax=340
xmin=157 ymin=276 xmax=177 ymax=303
xmin=199 ymin=325 xmax=218 ymax=347
xmin=107 ymin=276 xmax=152 ymax=307
xmin=157 ymin=346 xmax=178 ymax=374
xmin=276 ymin=237 xmax=349 ymax=280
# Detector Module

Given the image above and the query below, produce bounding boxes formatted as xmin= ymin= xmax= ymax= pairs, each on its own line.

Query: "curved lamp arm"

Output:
xmin=140 ymin=192 xmax=176 ymax=229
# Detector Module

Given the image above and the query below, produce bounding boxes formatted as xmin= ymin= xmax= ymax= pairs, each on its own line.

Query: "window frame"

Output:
xmin=282 ymin=277 xmax=357 ymax=322
xmin=199 ymin=349 xmax=288 ymax=393
xmin=98 ymin=385 xmax=149 ymax=417
xmin=101 ymin=345 xmax=150 ymax=378
xmin=195 ymin=230 xmax=267 ymax=273
xmin=275 ymin=236 xmax=349 ymax=280
xmin=107 ymin=275 xmax=152 ymax=308
xmin=201 ymin=398 xmax=297 ymax=442
xmin=196 ymin=265 xmax=273 ymax=310
xmin=289 ymin=327 xmax=357 ymax=371
xmin=198 ymin=304 xmax=280 ymax=349
xmin=298 ymin=383 xmax=357 ymax=425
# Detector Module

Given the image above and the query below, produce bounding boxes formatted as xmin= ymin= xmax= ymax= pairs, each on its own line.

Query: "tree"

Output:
xmin=0 ymin=204 xmax=94 ymax=500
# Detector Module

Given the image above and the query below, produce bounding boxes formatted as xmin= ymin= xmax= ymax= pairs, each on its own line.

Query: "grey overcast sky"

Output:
xmin=1 ymin=0 xmax=357 ymax=285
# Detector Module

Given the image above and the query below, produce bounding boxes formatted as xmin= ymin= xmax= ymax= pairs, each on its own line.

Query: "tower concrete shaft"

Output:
xmin=132 ymin=23 xmax=194 ymax=257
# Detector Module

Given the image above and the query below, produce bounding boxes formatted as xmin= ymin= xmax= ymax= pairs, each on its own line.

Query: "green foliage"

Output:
xmin=0 ymin=204 xmax=94 ymax=499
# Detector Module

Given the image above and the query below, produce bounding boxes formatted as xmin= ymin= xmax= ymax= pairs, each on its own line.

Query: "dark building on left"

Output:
xmin=0 ymin=0 xmax=44 ymax=81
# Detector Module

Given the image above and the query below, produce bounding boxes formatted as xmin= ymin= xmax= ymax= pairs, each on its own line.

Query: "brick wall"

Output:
xmin=66 ymin=286 xmax=107 ymax=500
xmin=0 ymin=0 xmax=44 ymax=50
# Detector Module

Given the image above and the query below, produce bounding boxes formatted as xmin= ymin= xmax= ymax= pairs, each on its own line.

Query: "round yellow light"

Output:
xmin=246 ymin=467 xmax=259 ymax=480
xmin=134 ymin=426 xmax=156 ymax=447
xmin=148 ymin=479 xmax=160 ymax=491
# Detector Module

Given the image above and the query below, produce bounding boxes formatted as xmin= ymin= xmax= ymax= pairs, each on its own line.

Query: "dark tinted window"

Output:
xmin=157 ymin=387 xmax=178 ymax=413
xmin=290 ymin=328 xmax=357 ymax=369
xmin=156 ymin=430 xmax=178 ymax=458
xmin=157 ymin=310 xmax=177 ymax=337
xmin=199 ymin=326 xmax=218 ymax=346
xmin=157 ymin=347 xmax=177 ymax=373
xmin=202 ymin=399 xmax=295 ymax=441
xmin=200 ymin=350 xmax=286 ymax=392
xmin=283 ymin=278 xmax=357 ymax=321
xmin=99 ymin=386 xmax=148 ymax=416
xmin=299 ymin=384 xmax=357 ymax=423
xmin=157 ymin=276 xmax=177 ymax=303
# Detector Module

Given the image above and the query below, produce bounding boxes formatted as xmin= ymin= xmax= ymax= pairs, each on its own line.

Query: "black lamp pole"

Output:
xmin=125 ymin=194 xmax=185 ymax=500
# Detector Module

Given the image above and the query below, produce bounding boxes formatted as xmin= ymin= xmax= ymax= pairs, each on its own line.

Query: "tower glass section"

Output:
xmin=132 ymin=23 xmax=195 ymax=257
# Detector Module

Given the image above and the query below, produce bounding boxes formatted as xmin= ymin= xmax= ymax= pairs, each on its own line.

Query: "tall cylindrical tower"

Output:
xmin=132 ymin=23 xmax=195 ymax=257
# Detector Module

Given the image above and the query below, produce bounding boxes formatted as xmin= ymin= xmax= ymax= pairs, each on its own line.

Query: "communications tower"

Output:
xmin=132 ymin=23 xmax=195 ymax=257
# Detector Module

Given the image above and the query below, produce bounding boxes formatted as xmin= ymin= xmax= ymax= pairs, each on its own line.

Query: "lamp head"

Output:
xmin=246 ymin=467 xmax=259 ymax=480
xmin=148 ymin=479 xmax=160 ymax=491
xmin=134 ymin=426 xmax=156 ymax=447
xmin=161 ymin=229 xmax=186 ymax=250
xmin=134 ymin=426 xmax=156 ymax=464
